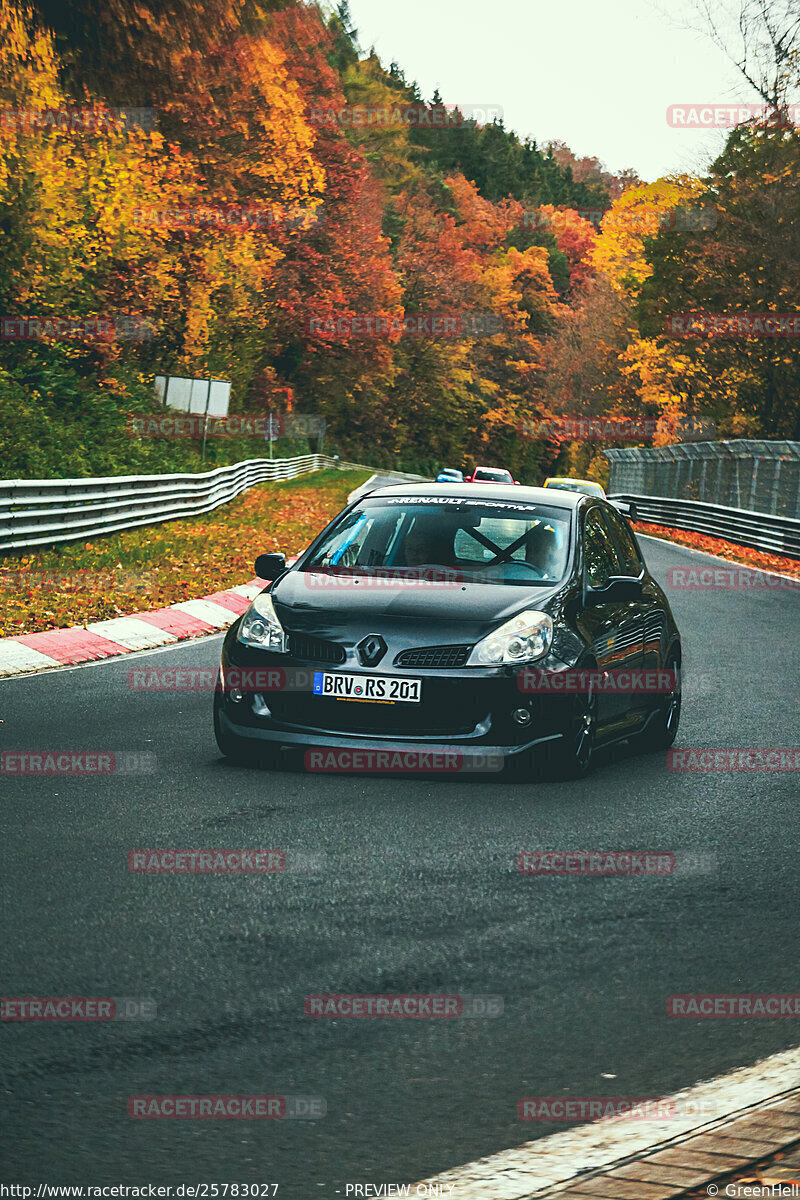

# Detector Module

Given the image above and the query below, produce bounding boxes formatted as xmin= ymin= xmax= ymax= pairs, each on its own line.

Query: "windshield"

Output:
xmin=474 ymin=468 xmax=512 ymax=481
xmin=548 ymin=479 xmax=603 ymax=497
xmin=302 ymin=497 xmax=572 ymax=585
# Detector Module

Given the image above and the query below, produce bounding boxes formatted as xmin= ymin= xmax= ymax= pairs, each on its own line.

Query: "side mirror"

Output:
xmin=611 ymin=499 xmax=638 ymax=522
xmin=585 ymin=575 xmax=643 ymax=606
xmin=254 ymin=553 xmax=286 ymax=581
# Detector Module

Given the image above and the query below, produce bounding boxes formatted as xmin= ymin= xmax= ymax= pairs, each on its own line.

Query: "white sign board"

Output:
xmin=155 ymin=375 xmax=230 ymax=418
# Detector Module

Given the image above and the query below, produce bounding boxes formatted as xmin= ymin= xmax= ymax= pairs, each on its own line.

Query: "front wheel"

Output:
xmin=639 ymin=655 xmax=681 ymax=751
xmin=544 ymin=688 xmax=598 ymax=780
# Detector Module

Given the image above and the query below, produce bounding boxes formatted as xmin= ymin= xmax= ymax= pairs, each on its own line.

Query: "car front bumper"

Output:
xmin=217 ymin=633 xmax=574 ymax=766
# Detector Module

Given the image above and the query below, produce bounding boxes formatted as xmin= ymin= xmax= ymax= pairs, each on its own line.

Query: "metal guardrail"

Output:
xmin=611 ymin=493 xmax=800 ymax=560
xmin=0 ymin=455 xmax=393 ymax=552
xmin=605 ymin=440 xmax=800 ymax=519
xmin=4 ymin=454 xmax=795 ymax=559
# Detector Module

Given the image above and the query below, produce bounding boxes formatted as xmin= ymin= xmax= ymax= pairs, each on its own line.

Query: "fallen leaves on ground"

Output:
xmin=635 ymin=521 xmax=800 ymax=579
xmin=6 ymin=485 xmax=794 ymax=639
xmin=0 ymin=470 xmax=369 ymax=636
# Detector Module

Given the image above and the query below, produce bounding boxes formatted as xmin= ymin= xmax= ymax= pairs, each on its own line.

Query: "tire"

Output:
xmin=639 ymin=653 xmax=681 ymax=751
xmin=544 ymin=685 xmax=598 ymax=781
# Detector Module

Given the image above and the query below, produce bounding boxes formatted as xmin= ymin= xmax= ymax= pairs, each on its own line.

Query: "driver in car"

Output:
xmin=402 ymin=513 xmax=459 ymax=568
xmin=525 ymin=521 xmax=561 ymax=579
xmin=401 ymin=512 xmax=561 ymax=579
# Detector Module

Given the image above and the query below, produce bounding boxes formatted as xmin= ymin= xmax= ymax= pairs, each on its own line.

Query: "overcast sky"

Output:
xmin=347 ymin=0 xmax=760 ymax=181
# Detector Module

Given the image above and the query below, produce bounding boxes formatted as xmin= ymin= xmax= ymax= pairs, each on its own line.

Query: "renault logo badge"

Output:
xmin=357 ymin=635 xmax=387 ymax=666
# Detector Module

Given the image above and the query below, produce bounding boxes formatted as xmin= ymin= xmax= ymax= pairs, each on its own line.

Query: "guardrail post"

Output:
xmin=770 ymin=458 xmax=782 ymax=516
xmin=749 ymin=456 xmax=759 ymax=512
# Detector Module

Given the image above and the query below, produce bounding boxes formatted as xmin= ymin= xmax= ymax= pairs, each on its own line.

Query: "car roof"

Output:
xmin=356 ymin=481 xmax=583 ymax=509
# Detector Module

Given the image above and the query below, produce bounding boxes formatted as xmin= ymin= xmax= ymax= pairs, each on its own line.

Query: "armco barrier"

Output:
xmin=0 ymin=456 xmax=426 ymax=552
xmin=3 ymin=457 xmax=796 ymax=557
xmin=612 ymin=493 xmax=800 ymax=560
xmin=605 ymin=440 xmax=800 ymax=519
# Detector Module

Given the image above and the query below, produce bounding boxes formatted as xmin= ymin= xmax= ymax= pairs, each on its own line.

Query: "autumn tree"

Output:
xmin=264 ymin=6 xmax=402 ymax=452
xmin=639 ymin=124 xmax=800 ymax=438
xmin=546 ymin=140 xmax=640 ymax=201
xmin=687 ymin=0 xmax=800 ymax=114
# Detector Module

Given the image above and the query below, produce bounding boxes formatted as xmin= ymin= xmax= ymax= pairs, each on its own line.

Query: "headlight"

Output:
xmin=237 ymin=592 xmax=288 ymax=652
xmin=467 ymin=609 xmax=553 ymax=666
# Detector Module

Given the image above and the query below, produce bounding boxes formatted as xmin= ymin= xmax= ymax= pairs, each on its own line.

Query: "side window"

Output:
xmin=583 ymin=508 xmax=621 ymax=588
xmin=603 ymin=506 xmax=642 ymax=576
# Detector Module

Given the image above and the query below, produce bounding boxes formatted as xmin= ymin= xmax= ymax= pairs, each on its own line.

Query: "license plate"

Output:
xmin=313 ymin=671 xmax=422 ymax=704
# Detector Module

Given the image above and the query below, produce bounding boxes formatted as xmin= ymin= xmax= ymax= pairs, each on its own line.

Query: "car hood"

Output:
xmin=269 ymin=569 xmax=562 ymax=644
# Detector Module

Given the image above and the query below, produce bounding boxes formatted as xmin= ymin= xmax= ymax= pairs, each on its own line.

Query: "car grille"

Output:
xmin=287 ymin=632 xmax=346 ymax=665
xmin=395 ymin=644 xmax=472 ymax=668
xmin=267 ymin=695 xmax=481 ymax=737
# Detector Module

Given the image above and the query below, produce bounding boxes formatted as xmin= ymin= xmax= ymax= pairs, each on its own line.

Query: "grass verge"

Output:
xmin=0 ymin=469 xmax=370 ymax=637
xmin=635 ymin=520 xmax=800 ymax=579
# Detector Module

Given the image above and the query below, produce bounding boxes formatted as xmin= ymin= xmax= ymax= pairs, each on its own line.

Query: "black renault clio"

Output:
xmin=214 ymin=483 xmax=681 ymax=778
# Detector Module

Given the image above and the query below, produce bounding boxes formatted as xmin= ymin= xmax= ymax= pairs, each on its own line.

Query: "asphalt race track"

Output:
xmin=2 ymin=536 xmax=799 ymax=1195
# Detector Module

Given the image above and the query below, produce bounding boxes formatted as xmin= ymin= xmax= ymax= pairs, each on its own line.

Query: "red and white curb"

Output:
xmin=412 ymin=1045 xmax=800 ymax=1198
xmin=2 ymin=536 xmax=794 ymax=682
xmin=0 ymin=581 xmax=265 ymax=678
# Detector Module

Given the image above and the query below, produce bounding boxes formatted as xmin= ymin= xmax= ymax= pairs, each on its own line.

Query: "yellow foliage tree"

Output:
xmin=0 ymin=2 xmax=328 ymax=398
xmin=591 ymin=177 xmax=702 ymax=297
